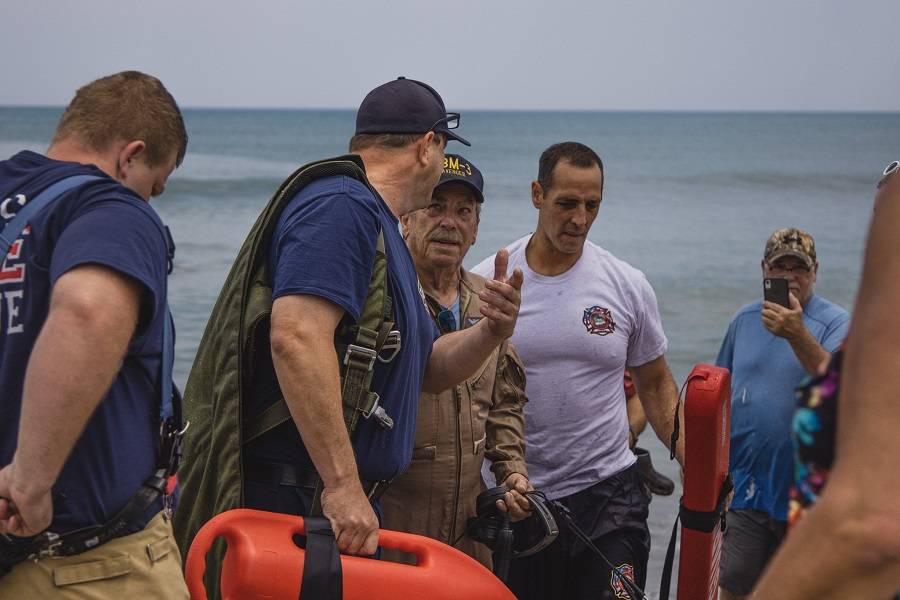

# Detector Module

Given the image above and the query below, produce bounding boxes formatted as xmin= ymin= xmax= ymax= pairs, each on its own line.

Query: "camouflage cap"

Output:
xmin=764 ymin=227 xmax=817 ymax=267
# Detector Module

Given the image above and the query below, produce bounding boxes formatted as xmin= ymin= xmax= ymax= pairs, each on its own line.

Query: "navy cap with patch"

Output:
xmin=436 ymin=154 xmax=484 ymax=203
xmin=355 ymin=77 xmax=470 ymax=146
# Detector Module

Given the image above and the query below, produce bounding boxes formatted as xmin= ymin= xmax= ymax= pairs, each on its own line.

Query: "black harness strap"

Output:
xmin=659 ymin=474 xmax=733 ymax=600
xmin=299 ymin=516 xmax=342 ymax=600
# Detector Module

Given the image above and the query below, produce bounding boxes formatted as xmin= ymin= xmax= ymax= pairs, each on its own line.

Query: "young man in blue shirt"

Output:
xmin=716 ymin=228 xmax=849 ymax=600
xmin=0 ymin=71 xmax=188 ymax=596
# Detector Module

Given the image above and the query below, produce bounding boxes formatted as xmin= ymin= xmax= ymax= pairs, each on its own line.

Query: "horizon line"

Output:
xmin=2 ymin=104 xmax=899 ymax=115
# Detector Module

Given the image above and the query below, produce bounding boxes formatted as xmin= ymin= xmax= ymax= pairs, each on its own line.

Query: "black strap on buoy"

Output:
xmin=659 ymin=474 xmax=733 ymax=600
xmin=300 ymin=516 xmax=342 ymax=600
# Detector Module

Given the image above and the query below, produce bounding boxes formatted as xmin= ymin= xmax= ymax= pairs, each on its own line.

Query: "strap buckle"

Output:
xmin=377 ymin=330 xmax=402 ymax=364
xmin=360 ymin=393 xmax=394 ymax=429
xmin=159 ymin=418 xmax=190 ymax=479
xmin=365 ymin=480 xmax=392 ymax=502
xmin=344 ymin=344 xmax=377 ymax=371
xmin=28 ymin=532 xmax=62 ymax=560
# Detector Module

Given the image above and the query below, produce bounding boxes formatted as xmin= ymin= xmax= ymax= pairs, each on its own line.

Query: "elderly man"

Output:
xmin=715 ymin=227 xmax=849 ymax=600
xmin=0 ymin=71 xmax=188 ymax=596
xmin=472 ymin=141 xmax=684 ymax=600
xmin=380 ymin=154 xmax=530 ymax=567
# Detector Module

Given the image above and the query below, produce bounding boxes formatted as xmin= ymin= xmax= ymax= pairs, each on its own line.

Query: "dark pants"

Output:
xmin=719 ymin=508 xmax=786 ymax=595
xmin=507 ymin=465 xmax=651 ymax=600
xmin=244 ymin=478 xmax=316 ymax=516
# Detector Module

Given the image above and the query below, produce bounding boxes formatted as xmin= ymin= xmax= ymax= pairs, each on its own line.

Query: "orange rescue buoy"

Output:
xmin=185 ymin=508 xmax=516 ymax=600
xmin=678 ymin=364 xmax=731 ymax=600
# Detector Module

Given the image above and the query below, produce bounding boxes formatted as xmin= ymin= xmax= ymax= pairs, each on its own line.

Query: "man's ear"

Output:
xmin=416 ymin=131 xmax=437 ymax=167
xmin=116 ymin=140 xmax=147 ymax=180
xmin=531 ymin=181 xmax=543 ymax=209
xmin=399 ymin=213 xmax=411 ymax=239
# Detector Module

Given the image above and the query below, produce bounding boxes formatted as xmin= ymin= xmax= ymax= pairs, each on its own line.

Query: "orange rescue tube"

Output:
xmin=185 ymin=508 xmax=516 ymax=600
xmin=678 ymin=364 xmax=731 ymax=600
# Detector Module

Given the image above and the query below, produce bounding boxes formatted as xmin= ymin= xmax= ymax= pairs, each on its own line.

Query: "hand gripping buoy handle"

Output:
xmin=185 ymin=509 xmax=518 ymax=600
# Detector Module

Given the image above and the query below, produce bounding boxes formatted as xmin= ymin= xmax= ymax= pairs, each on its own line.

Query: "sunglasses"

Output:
xmin=429 ymin=113 xmax=461 ymax=133
xmin=766 ymin=260 xmax=811 ymax=275
xmin=437 ymin=308 xmax=458 ymax=333
xmin=878 ymin=160 xmax=899 ymax=189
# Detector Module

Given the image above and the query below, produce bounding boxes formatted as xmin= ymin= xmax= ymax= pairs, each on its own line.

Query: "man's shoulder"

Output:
xmin=2 ymin=151 xmax=147 ymax=210
xmin=280 ymin=174 xmax=381 ymax=232
xmin=20 ymin=159 xmax=166 ymax=236
xmin=291 ymin=174 xmax=375 ymax=204
xmin=469 ymin=234 xmax=531 ymax=277
xmin=812 ymin=295 xmax=850 ymax=318
xmin=729 ymin=300 xmax=764 ymax=325
xmin=583 ymin=241 xmax=647 ymax=282
xmin=461 ymin=269 xmax=488 ymax=293
xmin=807 ymin=295 xmax=850 ymax=322
xmin=74 ymin=178 xmax=165 ymax=237
xmin=503 ymin=234 xmax=531 ymax=258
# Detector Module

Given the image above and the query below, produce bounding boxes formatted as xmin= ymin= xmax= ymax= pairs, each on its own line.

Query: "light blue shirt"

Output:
xmin=447 ymin=294 xmax=461 ymax=331
xmin=716 ymin=295 xmax=849 ymax=520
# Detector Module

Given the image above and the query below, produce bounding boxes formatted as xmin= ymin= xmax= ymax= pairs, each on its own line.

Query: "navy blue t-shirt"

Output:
xmin=245 ymin=175 xmax=437 ymax=482
xmin=0 ymin=151 xmax=169 ymax=534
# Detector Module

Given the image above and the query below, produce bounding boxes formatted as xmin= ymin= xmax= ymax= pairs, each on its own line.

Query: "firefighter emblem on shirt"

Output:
xmin=611 ymin=563 xmax=636 ymax=599
xmin=583 ymin=305 xmax=616 ymax=336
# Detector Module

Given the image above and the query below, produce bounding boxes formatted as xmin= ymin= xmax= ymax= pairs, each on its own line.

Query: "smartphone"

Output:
xmin=764 ymin=277 xmax=790 ymax=308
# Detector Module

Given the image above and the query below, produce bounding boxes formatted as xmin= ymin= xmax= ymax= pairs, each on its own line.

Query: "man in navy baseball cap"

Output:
xmin=189 ymin=70 xmax=523 ymax=575
xmin=355 ymin=77 xmax=470 ymax=146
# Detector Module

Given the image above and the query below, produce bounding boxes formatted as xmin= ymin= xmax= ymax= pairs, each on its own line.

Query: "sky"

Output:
xmin=3 ymin=0 xmax=899 ymax=111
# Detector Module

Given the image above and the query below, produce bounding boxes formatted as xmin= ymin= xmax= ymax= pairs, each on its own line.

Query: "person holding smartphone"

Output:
xmin=714 ymin=227 xmax=850 ymax=600
xmin=751 ymin=164 xmax=900 ymax=599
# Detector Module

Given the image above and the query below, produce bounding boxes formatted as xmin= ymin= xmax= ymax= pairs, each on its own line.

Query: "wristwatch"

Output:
xmin=878 ymin=160 xmax=899 ymax=189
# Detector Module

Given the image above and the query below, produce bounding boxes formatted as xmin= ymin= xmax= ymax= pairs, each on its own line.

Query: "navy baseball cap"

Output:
xmin=355 ymin=77 xmax=470 ymax=146
xmin=436 ymin=154 xmax=484 ymax=203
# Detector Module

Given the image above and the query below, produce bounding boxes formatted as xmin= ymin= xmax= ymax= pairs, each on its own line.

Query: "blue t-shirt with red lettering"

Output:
xmin=244 ymin=174 xmax=437 ymax=483
xmin=0 ymin=151 xmax=170 ymax=535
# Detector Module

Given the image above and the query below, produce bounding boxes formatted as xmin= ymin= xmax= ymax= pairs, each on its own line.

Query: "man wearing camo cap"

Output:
xmin=714 ymin=227 xmax=850 ymax=600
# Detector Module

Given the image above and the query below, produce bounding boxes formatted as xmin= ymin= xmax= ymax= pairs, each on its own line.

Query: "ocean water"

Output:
xmin=3 ymin=107 xmax=899 ymax=597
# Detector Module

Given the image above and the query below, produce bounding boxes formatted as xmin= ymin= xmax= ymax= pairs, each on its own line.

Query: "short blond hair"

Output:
xmin=53 ymin=71 xmax=188 ymax=167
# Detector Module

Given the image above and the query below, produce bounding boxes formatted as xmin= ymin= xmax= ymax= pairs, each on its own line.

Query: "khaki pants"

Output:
xmin=0 ymin=511 xmax=188 ymax=599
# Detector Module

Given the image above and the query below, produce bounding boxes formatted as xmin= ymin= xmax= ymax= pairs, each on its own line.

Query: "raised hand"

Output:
xmin=762 ymin=292 xmax=804 ymax=340
xmin=478 ymin=249 xmax=524 ymax=340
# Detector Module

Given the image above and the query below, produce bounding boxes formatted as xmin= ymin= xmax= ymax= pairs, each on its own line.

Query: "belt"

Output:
xmin=244 ymin=460 xmax=391 ymax=502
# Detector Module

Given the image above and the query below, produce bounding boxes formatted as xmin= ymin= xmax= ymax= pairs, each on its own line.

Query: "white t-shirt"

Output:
xmin=472 ymin=234 xmax=668 ymax=499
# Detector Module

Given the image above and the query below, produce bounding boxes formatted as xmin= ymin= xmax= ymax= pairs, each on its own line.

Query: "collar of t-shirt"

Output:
xmin=436 ymin=293 xmax=461 ymax=332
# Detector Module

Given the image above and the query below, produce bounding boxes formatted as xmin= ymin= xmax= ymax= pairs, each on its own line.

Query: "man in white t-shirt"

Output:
xmin=472 ymin=141 xmax=684 ymax=600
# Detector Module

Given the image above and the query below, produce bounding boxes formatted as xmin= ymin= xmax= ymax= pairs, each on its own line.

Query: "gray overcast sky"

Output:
xmin=3 ymin=0 xmax=899 ymax=111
